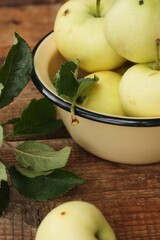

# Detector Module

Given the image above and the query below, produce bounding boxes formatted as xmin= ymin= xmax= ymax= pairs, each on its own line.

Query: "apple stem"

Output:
xmin=156 ymin=39 xmax=160 ymax=71
xmin=96 ymin=0 xmax=101 ymax=18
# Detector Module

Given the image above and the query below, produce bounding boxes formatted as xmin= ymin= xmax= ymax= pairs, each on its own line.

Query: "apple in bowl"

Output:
xmin=119 ymin=62 xmax=160 ymax=117
xmin=104 ymin=0 xmax=160 ymax=63
xmin=75 ymin=71 xmax=125 ymax=116
xmin=54 ymin=0 xmax=126 ymax=72
xmin=31 ymin=32 xmax=160 ymax=164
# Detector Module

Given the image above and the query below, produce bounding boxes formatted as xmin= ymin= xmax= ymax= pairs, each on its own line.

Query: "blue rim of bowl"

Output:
xmin=31 ymin=31 xmax=160 ymax=127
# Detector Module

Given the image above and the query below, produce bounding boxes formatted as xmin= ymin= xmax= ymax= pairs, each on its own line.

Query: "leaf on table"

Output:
xmin=0 ymin=163 xmax=10 ymax=216
xmin=0 ymin=162 xmax=7 ymax=183
xmin=2 ymin=117 xmax=20 ymax=126
xmin=13 ymin=98 xmax=63 ymax=135
xmin=0 ymin=32 xmax=32 ymax=109
xmin=54 ymin=60 xmax=99 ymax=125
xmin=0 ymin=181 xmax=10 ymax=216
xmin=8 ymin=166 xmax=84 ymax=201
xmin=16 ymin=166 xmax=52 ymax=178
xmin=0 ymin=83 xmax=3 ymax=96
xmin=0 ymin=125 xmax=3 ymax=148
xmin=14 ymin=141 xmax=71 ymax=172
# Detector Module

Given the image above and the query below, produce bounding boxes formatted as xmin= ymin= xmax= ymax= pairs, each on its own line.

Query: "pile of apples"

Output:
xmin=54 ymin=0 xmax=160 ymax=118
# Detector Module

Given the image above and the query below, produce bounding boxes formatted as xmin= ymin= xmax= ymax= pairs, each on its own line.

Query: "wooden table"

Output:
xmin=1 ymin=1 xmax=160 ymax=239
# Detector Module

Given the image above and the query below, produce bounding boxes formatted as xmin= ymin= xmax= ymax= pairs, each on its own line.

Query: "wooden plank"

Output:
xmin=0 ymin=4 xmax=62 ymax=59
xmin=0 ymin=0 xmax=65 ymax=7
xmin=1 ymin=139 xmax=160 ymax=240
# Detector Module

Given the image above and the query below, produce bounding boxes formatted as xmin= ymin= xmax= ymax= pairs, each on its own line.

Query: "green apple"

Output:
xmin=79 ymin=71 xmax=125 ymax=116
xmin=54 ymin=0 xmax=125 ymax=73
xmin=119 ymin=62 xmax=160 ymax=117
xmin=35 ymin=201 xmax=116 ymax=240
xmin=104 ymin=0 xmax=160 ymax=63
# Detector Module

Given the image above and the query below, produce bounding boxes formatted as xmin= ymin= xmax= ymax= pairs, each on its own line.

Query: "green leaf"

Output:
xmin=1 ymin=117 xmax=20 ymax=127
xmin=16 ymin=166 xmax=52 ymax=178
xmin=0 ymin=83 xmax=4 ymax=95
xmin=13 ymin=98 xmax=63 ymax=135
xmin=54 ymin=59 xmax=79 ymax=101
xmin=0 ymin=181 xmax=10 ymax=216
xmin=0 ymin=125 xmax=3 ymax=148
xmin=8 ymin=166 xmax=84 ymax=201
xmin=77 ymin=76 xmax=99 ymax=100
xmin=54 ymin=60 xmax=99 ymax=125
xmin=14 ymin=141 xmax=71 ymax=172
xmin=0 ymin=32 xmax=32 ymax=109
xmin=0 ymin=162 xmax=7 ymax=183
xmin=0 ymin=163 xmax=9 ymax=216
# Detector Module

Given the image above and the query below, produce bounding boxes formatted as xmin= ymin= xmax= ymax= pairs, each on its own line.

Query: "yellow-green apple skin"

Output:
xmin=35 ymin=201 xmax=116 ymax=240
xmin=119 ymin=63 xmax=160 ymax=117
xmin=79 ymin=71 xmax=125 ymax=116
xmin=54 ymin=0 xmax=125 ymax=73
xmin=104 ymin=0 xmax=160 ymax=63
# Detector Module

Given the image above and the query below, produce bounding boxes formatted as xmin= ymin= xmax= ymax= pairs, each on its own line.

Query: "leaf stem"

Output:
xmin=70 ymin=103 xmax=79 ymax=126
xmin=155 ymin=39 xmax=160 ymax=71
xmin=96 ymin=0 xmax=101 ymax=18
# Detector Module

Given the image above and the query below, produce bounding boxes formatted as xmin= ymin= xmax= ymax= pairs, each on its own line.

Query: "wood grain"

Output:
xmin=0 ymin=0 xmax=65 ymax=7
xmin=1 ymin=2 xmax=160 ymax=240
xmin=0 ymin=3 xmax=62 ymax=60
xmin=1 ymin=139 xmax=160 ymax=240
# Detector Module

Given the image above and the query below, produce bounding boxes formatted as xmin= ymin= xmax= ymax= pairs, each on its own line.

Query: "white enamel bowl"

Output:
xmin=32 ymin=32 xmax=160 ymax=165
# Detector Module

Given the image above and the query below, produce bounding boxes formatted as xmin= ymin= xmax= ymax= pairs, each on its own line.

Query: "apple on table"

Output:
xmin=35 ymin=201 xmax=116 ymax=240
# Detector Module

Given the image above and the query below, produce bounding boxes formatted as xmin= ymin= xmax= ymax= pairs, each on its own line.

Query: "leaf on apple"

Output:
xmin=54 ymin=60 xmax=99 ymax=125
